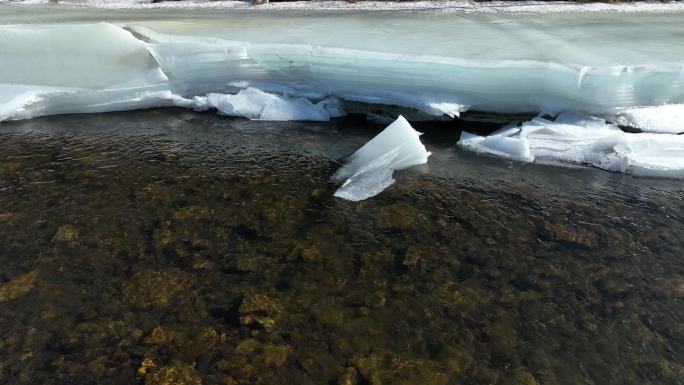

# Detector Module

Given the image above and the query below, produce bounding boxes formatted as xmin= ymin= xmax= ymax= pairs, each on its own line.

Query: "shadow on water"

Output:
xmin=0 ymin=108 xmax=683 ymax=385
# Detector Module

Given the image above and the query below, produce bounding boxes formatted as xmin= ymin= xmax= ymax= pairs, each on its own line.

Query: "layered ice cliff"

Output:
xmin=2 ymin=11 xmax=684 ymax=124
xmin=0 ymin=9 xmax=683 ymax=180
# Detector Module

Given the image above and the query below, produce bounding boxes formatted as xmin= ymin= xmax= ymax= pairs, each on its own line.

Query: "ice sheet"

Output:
xmin=333 ymin=116 xmax=430 ymax=201
xmin=5 ymin=1 xmax=684 ymax=14
xmin=458 ymin=112 xmax=684 ymax=179
xmin=0 ymin=22 xmax=166 ymax=88
xmin=2 ymin=12 xmax=684 ymax=125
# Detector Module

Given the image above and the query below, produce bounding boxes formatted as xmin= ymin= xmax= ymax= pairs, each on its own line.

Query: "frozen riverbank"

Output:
xmin=0 ymin=5 xmax=683 ymax=179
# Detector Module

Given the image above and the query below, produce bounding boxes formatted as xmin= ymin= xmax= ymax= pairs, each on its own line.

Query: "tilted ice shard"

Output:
xmin=458 ymin=112 xmax=684 ymax=178
xmin=333 ymin=116 xmax=431 ymax=201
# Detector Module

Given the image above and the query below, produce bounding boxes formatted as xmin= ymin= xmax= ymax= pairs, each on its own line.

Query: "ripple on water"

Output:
xmin=0 ymin=109 xmax=683 ymax=385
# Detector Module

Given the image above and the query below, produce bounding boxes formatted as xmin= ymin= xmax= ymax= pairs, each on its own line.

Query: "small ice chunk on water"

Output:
xmin=614 ymin=104 xmax=684 ymax=134
xmin=204 ymin=88 xmax=337 ymax=121
xmin=458 ymin=111 xmax=684 ymax=178
xmin=458 ymin=124 xmax=533 ymax=162
xmin=333 ymin=116 xmax=431 ymax=201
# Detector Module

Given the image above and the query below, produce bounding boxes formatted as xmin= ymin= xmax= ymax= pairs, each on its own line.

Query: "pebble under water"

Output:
xmin=0 ymin=108 xmax=682 ymax=385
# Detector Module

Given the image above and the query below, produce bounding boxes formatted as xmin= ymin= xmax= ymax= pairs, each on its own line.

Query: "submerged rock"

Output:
xmin=143 ymin=326 xmax=181 ymax=346
xmin=260 ymin=344 xmax=293 ymax=367
xmin=354 ymin=352 xmax=450 ymax=385
xmin=137 ymin=358 xmax=157 ymax=378
xmin=52 ymin=225 xmax=80 ymax=243
xmin=145 ymin=363 xmax=202 ymax=385
xmin=239 ymin=294 xmax=284 ymax=332
xmin=173 ymin=206 xmax=212 ymax=222
xmin=0 ymin=270 xmax=38 ymax=303
xmin=541 ymin=222 xmax=598 ymax=248
xmin=375 ymin=202 xmax=420 ymax=230
xmin=122 ymin=269 xmax=193 ymax=309
xmin=338 ymin=367 xmax=359 ymax=385
xmin=512 ymin=368 xmax=540 ymax=385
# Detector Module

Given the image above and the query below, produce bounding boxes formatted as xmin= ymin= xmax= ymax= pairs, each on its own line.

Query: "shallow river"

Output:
xmin=0 ymin=109 xmax=683 ymax=385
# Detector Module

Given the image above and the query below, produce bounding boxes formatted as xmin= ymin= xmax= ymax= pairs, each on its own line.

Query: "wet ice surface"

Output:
xmin=332 ymin=116 xmax=430 ymax=201
xmin=458 ymin=112 xmax=684 ymax=178
xmin=0 ymin=109 xmax=683 ymax=385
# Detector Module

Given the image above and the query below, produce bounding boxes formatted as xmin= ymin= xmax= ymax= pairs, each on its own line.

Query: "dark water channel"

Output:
xmin=0 ymin=109 xmax=682 ymax=385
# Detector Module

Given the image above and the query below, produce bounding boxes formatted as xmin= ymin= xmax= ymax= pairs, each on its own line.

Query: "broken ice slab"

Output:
xmin=333 ymin=116 xmax=430 ymax=201
xmin=204 ymin=89 xmax=342 ymax=121
xmin=613 ymin=105 xmax=684 ymax=134
xmin=458 ymin=112 xmax=684 ymax=179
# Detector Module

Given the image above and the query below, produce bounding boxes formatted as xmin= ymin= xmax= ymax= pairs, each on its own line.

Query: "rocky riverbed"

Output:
xmin=0 ymin=109 xmax=683 ymax=385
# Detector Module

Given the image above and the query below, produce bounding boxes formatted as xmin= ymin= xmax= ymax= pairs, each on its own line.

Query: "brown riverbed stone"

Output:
xmin=0 ymin=270 xmax=38 ymax=303
xmin=52 ymin=225 xmax=80 ymax=243
xmin=239 ymin=293 xmax=283 ymax=332
xmin=338 ymin=366 xmax=359 ymax=385
xmin=137 ymin=358 xmax=157 ymax=377
xmin=355 ymin=352 xmax=449 ymax=385
xmin=145 ymin=363 xmax=202 ymax=385
xmin=375 ymin=203 xmax=420 ymax=230
xmin=143 ymin=326 xmax=181 ymax=345
xmin=122 ymin=269 xmax=193 ymax=309
xmin=542 ymin=222 xmax=598 ymax=247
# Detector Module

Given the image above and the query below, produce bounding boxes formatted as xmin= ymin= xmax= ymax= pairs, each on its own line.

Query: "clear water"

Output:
xmin=0 ymin=109 xmax=682 ymax=385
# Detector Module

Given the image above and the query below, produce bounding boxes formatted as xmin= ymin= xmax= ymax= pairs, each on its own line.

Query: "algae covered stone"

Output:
xmin=145 ymin=363 xmax=202 ymax=385
xmin=239 ymin=293 xmax=284 ymax=332
xmin=52 ymin=225 xmax=80 ymax=243
xmin=122 ymin=269 xmax=193 ymax=309
xmin=0 ymin=270 xmax=38 ymax=303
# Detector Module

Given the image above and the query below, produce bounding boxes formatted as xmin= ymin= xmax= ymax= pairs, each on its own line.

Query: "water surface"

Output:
xmin=0 ymin=109 xmax=682 ymax=385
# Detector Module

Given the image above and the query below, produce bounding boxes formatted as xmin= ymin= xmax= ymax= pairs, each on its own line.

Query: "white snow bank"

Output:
xmin=459 ymin=112 xmax=684 ymax=179
xmin=333 ymin=116 xmax=430 ymax=201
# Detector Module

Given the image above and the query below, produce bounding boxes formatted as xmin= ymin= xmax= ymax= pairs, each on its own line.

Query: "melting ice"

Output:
xmin=458 ymin=112 xmax=684 ymax=178
xmin=333 ymin=116 xmax=430 ymax=201
xmin=2 ymin=11 xmax=684 ymax=124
